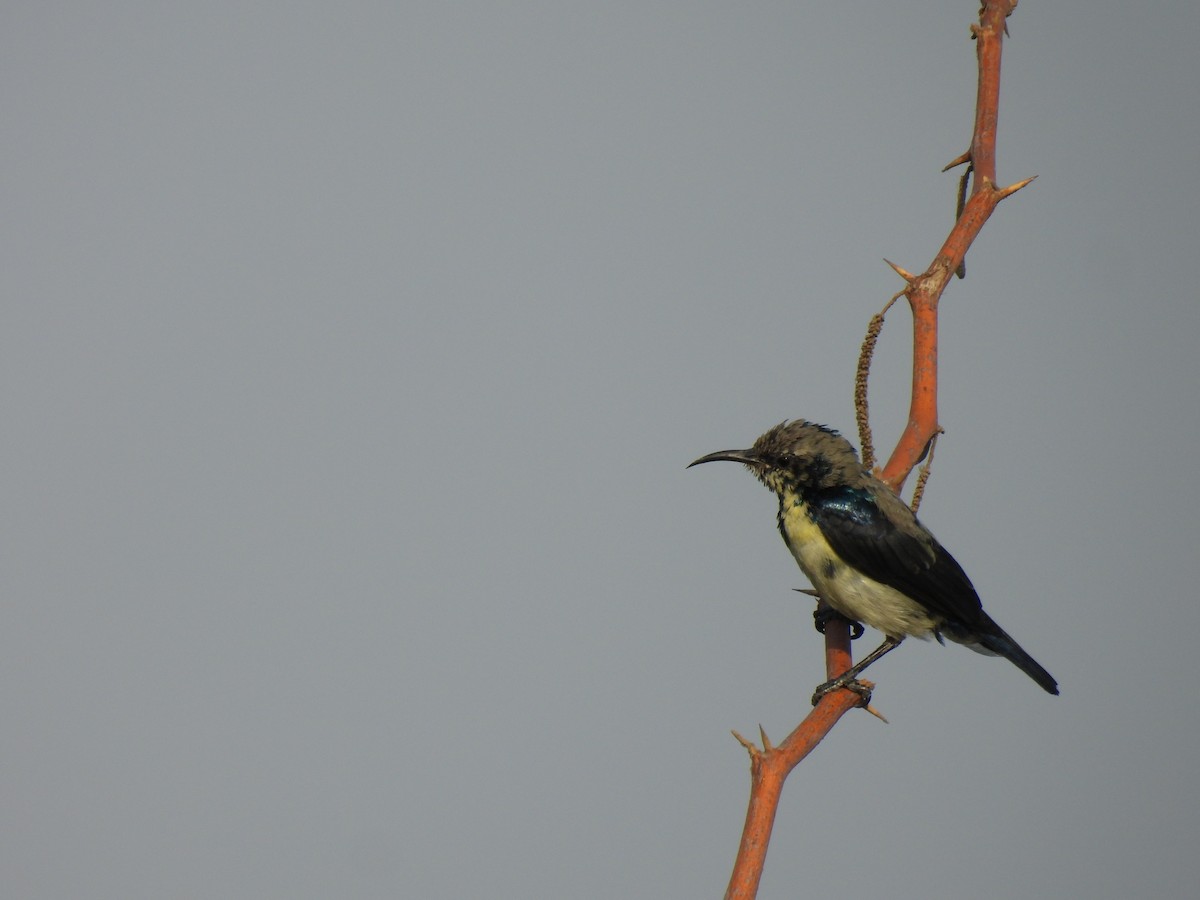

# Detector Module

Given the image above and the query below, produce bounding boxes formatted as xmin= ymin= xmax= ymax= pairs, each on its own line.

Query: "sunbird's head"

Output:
xmin=688 ymin=420 xmax=861 ymax=495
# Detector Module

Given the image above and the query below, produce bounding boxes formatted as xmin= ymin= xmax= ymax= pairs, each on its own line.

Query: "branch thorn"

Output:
xmin=942 ymin=150 xmax=972 ymax=172
xmin=731 ymin=729 xmax=760 ymax=757
xmin=997 ymin=175 xmax=1037 ymax=200
xmin=759 ymin=725 xmax=773 ymax=752
xmin=864 ymin=704 xmax=890 ymax=724
xmin=883 ymin=258 xmax=917 ymax=283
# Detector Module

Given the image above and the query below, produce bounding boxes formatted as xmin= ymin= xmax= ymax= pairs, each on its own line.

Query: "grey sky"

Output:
xmin=4 ymin=2 xmax=1198 ymax=897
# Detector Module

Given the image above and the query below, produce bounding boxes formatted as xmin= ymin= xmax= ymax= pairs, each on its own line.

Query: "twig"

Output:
xmin=909 ymin=428 xmax=944 ymax=514
xmin=855 ymin=291 xmax=903 ymax=471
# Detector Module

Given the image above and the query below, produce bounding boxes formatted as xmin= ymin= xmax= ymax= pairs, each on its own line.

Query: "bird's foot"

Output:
xmin=812 ymin=607 xmax=865 ymax=640
xmin=811 ymin=675 xmax=874 ymax=707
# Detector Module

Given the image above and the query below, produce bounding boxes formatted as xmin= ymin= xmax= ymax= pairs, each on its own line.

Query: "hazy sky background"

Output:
xmin=4 ymin=2 xmax=1198 ymax=897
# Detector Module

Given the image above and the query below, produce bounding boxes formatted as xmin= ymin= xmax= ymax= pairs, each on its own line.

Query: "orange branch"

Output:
xmin=878 ymin=0 xmax=1026 ymax=492
xmin=724 ymin=620 xmax=860 ymax=900
xmin=724 ymin=2 xmax=1031 ymax=896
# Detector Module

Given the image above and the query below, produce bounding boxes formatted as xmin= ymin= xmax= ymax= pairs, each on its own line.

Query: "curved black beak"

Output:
xmin=687 ymin=449 xmax=760 ymax=468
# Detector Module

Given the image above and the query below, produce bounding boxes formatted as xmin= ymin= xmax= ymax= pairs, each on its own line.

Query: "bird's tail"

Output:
xmin=973 ymin=613 xmax=1059 ymax=695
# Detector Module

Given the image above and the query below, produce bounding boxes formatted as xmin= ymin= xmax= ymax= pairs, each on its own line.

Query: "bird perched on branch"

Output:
xmin=689 ymin=420 xmax=1058 ymax=702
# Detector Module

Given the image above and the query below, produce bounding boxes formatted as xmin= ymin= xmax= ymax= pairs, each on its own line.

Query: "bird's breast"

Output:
xmin=779 ymin=499 xmax=939 ymax=640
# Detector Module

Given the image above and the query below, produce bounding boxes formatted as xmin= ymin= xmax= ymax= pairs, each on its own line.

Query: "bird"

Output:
xmin=689 ymin=419 xmax=1058 ymax=702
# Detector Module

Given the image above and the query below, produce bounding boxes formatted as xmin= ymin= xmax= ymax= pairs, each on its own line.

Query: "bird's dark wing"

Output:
xmin=808 ymin=484 xmax=984 ymax=626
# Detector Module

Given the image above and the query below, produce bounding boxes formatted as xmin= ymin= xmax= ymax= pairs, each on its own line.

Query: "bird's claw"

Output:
xmin=811 ymin=676 xmax=874 ymax=708
xmin=812 ymin=607 xmax=865 ymax=640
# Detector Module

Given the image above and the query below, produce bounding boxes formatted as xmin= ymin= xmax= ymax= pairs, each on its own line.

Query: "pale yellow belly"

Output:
xmin=781 ymin=502 xmax=939 ymax=640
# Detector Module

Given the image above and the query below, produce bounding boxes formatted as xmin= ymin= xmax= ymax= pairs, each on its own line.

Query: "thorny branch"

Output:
xmin=724 ymin=3 xmax=1030 ymax=898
